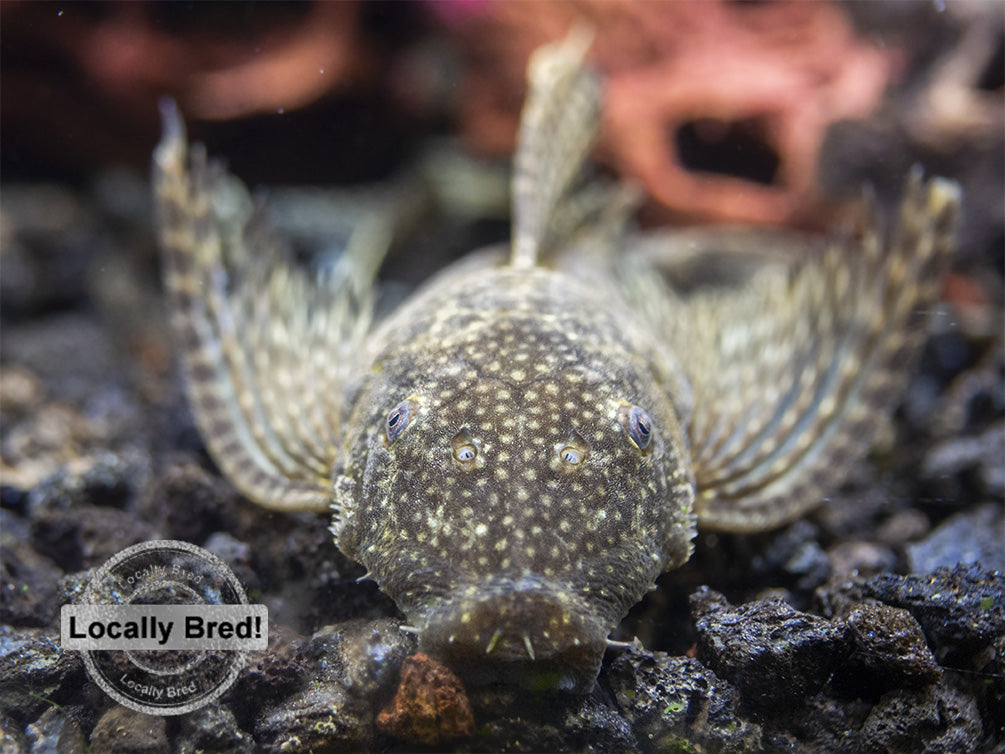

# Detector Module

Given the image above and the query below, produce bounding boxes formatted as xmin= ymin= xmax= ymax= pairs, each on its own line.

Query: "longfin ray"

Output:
xmin=625 ymin=170 xmax=960 ymax=532
xmin=153 ymin=99 xmax=381 ymax=512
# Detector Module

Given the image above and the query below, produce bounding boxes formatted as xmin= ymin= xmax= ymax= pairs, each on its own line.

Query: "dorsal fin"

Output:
xmin=510 ymin=26 xmax=599 ymax=268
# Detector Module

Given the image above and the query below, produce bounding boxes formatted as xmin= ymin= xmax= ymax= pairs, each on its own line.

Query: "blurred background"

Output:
xmin=3 ymin=0 xmax=1002 ymax=223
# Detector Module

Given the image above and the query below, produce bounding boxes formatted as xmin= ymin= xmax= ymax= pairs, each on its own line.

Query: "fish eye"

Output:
xmin=554 ymin=431 xmax=590 ymax=470
xmin=620 ymin=404 xmax=653 ymax=450
xmin=560 ymin=447 xmax=583 ymax=464
xmin=451 ymin=428 xmax=479 ymax=465
xmin=385 ymin=399 xmax=417 ymax=444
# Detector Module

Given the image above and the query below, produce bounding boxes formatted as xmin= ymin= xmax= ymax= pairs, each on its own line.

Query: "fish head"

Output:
xmin=333 ymin=314 xmax=696 ymax=692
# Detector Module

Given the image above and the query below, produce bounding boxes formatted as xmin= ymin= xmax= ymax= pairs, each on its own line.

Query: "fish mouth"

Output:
xmin=415 ymin=575 xmax=611 ymax=693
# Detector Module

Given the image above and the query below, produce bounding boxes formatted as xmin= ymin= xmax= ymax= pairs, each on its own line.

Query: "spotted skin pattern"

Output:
xmin=332 ymin=258 xmax=695 ymax=689
xmin=154 ymin=34 xmax=960 ymax=692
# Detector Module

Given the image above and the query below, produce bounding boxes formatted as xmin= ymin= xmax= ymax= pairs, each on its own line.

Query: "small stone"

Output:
xmin=464 ymin=685 xmax=637 ymax=753
xmin=0 ymin=627 xmax=84 ymax=727
xmin=923 ymin=420 xmax=1005 ymax=498
xmin=605 ymin=642 xmax=763 ymax=752
xmin=826 ymin=541 xmax=897 ymax=577
xmin=202 ymin=532 xmax=260 ymax=596
xmin=860 ymin=681 xmax=982 ymax=754
xmin=24 ymin=706 xmax=88 ymax=754
xmin=0 ymin=366 xmax=44 ymax=420
xmin=690 ymin=587 xmax=851 ymax=711
xmin=753 ymin=520 xmax=831 ymax=592
xmin=559 ymin=698 xmax=638 ymax=753
xmin=785 ymin=540 xmax=831 ymax=591
xmin=874 ymin=509 xmax=930 ymax=547
xmin=326 ymin=619 xmax=416 ymax=703
xmin=89 ymin=706 xmax=169 ymax=754
xmin=376 ymin=652 xmax=475 ymax=747
xmin=26 ymin=451 xmax=145 ymax=513
xmin=174 ymin=703 xmax=254 ymax=754
xmin=842 ymin=603 xmax=942 ymax=690
xmin=0 ymin=518 xmax=62 ymax=627
xmin=906 ymin=503 xmax=1004 ymax=573
xmin=229 ymin=624 xmax=307 ymax=715
xmin=864 ymin=565 xmax=1005 ymax=665
xmin=252 ymin=620 xmax=415 ymax=752
xmin=254 ymin=687 xmax=357 ymax=753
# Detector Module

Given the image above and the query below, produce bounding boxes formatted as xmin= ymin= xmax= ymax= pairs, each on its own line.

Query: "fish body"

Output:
xmin=154 ymin=33 xmax=959 ymax=692
xmin=333 ymin=254 xmax=695 ymax=689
